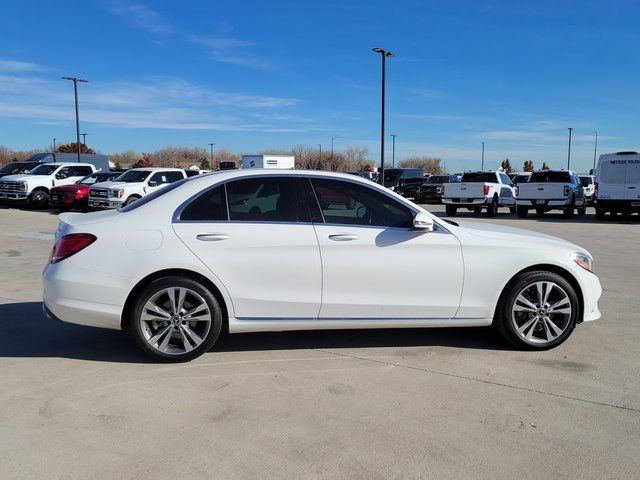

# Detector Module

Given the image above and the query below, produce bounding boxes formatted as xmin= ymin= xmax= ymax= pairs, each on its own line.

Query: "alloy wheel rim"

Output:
xmin=511 ymin=281 xmax=572 ymax=344
xmin=139 ymin=287 xmax=211 ymax=355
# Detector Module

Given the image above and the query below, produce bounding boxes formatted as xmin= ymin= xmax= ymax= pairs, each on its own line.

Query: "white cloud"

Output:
xmin=0 ymin=74 xmax=305 ymax=131
xmin=188 ymin=36 xmax=274 ymax=70
xmin=108 ymin=2 xmax=173 ymax=34
xmin=0 ymin=59 xmax=46 ymax=73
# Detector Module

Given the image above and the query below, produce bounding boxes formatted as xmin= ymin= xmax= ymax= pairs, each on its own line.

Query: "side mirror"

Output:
xmin=148 ymin=180 xmax=158 ymax=187
xmin=413 ymin=211 xmax=434 ymax=232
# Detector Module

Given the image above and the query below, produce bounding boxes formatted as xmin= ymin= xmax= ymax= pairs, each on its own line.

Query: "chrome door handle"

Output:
xmin=328 ymin=233 xmax=359 ymax=241
xmin=196 ymin=233 xmax=229 ymax=242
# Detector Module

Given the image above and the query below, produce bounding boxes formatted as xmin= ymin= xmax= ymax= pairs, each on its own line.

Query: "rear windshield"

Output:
xmin=461 ymin=172 xmax=496 ymax=183
xmin=579 ymin=176 xmax=593 ymax=187
xmin=530 ymin=171 xmax=571 ymax=183
xmin=513 ymin=174 xmax=530 ymax=183
xmin=426 ymin=176 xmax=450 ymax=184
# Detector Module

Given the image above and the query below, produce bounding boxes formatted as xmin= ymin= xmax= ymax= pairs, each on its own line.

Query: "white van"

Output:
xmin=595 ymin=152 xmax=640 ymax=219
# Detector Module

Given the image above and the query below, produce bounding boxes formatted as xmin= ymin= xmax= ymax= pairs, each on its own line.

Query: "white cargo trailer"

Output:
xmin=241 ymin=155 xmax=295 ymax=169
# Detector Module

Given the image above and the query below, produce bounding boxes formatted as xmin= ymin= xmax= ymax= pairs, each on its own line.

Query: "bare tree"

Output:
xmin=399 ymin=156 xmax=445 ymax=175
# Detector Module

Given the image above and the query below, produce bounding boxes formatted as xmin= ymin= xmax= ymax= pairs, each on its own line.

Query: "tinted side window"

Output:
xmin=311 ymin=178 xmax=413 ymax=228
xmin=165 ymin=171 xmax=185 ymax=183
xmin=226 ymin=177 xmax=304 ymax=223
xmin=181 ymin=186 xmax=226 ymax=221
xmin=76 ymin=166 xmax=93 ymax=176
xmin=499 ymin=173 xmax=512 ymax=185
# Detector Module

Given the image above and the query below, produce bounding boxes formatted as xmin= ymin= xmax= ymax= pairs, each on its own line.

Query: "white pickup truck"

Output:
xmin=0 ymin=162 xmax=96 ymax=207
xmin=442 ymin=171 xmax=515 ymax=217
xmin=88 ymin=167 xmax=187 ymax=209
xmin=515 ymin=170 xmax=586 ymax=218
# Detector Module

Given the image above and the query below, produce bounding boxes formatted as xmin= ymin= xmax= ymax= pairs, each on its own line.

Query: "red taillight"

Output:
xmin=563 ymin=186 xmax=569 ymax=196
xmin=515 ymin=186 xmax=519 ymax=198
xmin=48 ymin=233 xmax=96 ymax=264
xmin=483 ymin=184 xmax=490 ymax=195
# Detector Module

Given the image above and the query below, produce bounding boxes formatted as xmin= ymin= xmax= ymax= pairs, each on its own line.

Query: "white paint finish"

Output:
xmin=42 ymin=169 xmax=602 ymax=343
xmin=313 ymin=224 xmax=463 ymax=319
xmin=125 ymin=230 xmax=163 ymax=251
xmin=173 ymin=222 xmax=322 ymax=319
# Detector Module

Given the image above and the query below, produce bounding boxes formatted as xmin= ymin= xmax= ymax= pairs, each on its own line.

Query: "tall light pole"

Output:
xmin=567 ymin=128 xmax=573 ymax=170
xmin=331 ymin=137 xmax=338 ymax=161
xmin=53 ymin=138 xmax=57 ymax=152
xmin=81 ymin=132 xmax=88 ymax=146
xmin=318 ymin=144 xmax=322 ymax=169
xmin=62 ymin=76 xmax=88 ymax=162
xmin=391 ymin=134 xmax=397 ymax=168
xmin=208 ymin=143 xmax=215 ymax=166
xmin=481 ymin=141 xmax=485 ymax=170
xmin=373 ymin=47 xmax=395 ymax=186
xmin=593 ymin=131 xmax=598 ymax=170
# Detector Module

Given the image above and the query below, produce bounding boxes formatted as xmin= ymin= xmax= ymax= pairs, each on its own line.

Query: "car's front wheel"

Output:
xmin=494 ymin=271 xmax=579 ymax=350
xmin=131 ymin=276 xmax=223 ymax=362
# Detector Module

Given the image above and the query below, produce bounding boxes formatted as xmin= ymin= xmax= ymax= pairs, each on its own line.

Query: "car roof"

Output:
xmin=128 ymin=167 xmax=185 ymax=172
xmin=40 ymin=162 xmax=94 ymax=167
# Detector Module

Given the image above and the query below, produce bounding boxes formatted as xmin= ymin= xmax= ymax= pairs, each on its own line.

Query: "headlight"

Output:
xmin=20 ymin=182 xmax=28 ymax=191
xmin=110 ymin=188 xmax=124 ymax=198
xmin=571 ymin=252 xmax=593 ymax=273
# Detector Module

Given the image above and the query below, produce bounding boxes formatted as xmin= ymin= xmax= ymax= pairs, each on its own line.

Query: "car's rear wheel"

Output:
xmin=516 ymin=205 xmax=528 ymax=218
xmin=445 ymin=204 xmax=457 ymax=216
xmin=563 ymin=197 xmax=575 ymax=218
xmin=494 ymin=271 xmax=578 ymax=350
xmin=131 ymin=276 xmax=223 ymax=362
xmin=486 ymin=196 xmax=498 ymax=217
xmin=595 ymin=208 xmax=605 ymax=220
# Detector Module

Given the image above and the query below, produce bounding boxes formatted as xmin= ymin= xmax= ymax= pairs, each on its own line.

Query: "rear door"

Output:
xmin=624 ymin=159 xmax=640 ymax=201
xmin=172 ymin=176 xmax=322 ymax=320
xmin=598 ymin=160 xmax=627 ymax=200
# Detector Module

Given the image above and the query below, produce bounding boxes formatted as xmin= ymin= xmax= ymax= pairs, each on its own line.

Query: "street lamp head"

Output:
xmin=372 ymin=47 xmax=384 ymax=53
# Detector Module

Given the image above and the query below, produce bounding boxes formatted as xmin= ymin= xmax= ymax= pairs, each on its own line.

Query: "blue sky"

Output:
xmin=0 ymin=0 xmax=638 ymax=172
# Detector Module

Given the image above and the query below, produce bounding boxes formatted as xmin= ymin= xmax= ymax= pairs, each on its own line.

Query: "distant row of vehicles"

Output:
xmin=382 ymin=151 xmax=639 ymax=220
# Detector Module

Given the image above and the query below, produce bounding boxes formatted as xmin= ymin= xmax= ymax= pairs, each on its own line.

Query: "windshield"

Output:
xmin=0 ymin=163 xmax=24 ymax=174
xmin=461 ymin=172 xmax=496 ymax=183
xmin=29 ymin=164 xmax=59 ymax=175
xmin=382 ymin=169 xmax=402 ymax=186
xmin=530 ymin=171 xmax=571 ymax=183
xmin=79 ymin=173 xmax=113 ymax=185
xmin=427 ymin=176 xmax=450 ymax=184
xmin=115 ymin=170 xmax=151 ymax=183
xmin=513 ymin=174 xmax=530 ymax=183
xmin=580 ymin=176 xmax=593 ymax=187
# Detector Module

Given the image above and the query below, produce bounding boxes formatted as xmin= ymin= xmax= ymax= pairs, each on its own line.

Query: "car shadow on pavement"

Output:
xmin=0 ymin=301 xmax=145 ymax=363
xmin=0 ymin=302 xmax=510 ymax=362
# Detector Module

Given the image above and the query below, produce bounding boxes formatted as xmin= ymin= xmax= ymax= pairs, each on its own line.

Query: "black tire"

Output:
xmin=486 ymin=196 xmax=498 ymax=217
xmin=131 ymin=276 xmax=223 ymax=362
xmin=516 ymin=205 xmax=528 ymax=218
xmin=445 ymin=204 xmax=457 ymax=217
xmin=535 ymin=207 xmax=545 ymax=216
xmin=494 ymin=271 xmax=579 ymax=350
xmin=509 ymin=206 xmax=517 ymax=214
xmin=595 ymin=208 xmax=605 ymax=220
xmin=29 ymin=190 xmax=49 ymax=208
xmin=563 ymin=197 xmax=575 ymax=219
xmin=123 ymin=195 xmax=140 ymax=207
xmin=473 ymin=206 xmax=482 ymax=214
xmin=577 ymin=206 xmax=586 ymax=216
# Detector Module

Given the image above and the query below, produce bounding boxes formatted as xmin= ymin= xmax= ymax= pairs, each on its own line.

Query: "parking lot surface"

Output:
xmin=1 ymin=205 xmax=639 ymax=479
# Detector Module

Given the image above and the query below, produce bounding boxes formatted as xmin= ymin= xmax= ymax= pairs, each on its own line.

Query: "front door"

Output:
xmin=172 ymin=176 xmax=322 ymax=320
xmin=308 ymin=177 xmax=464 ymax=319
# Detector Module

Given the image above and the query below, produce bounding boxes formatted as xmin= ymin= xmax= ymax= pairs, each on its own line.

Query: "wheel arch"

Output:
xmin=31 ymin=186 xmax=50 ymax=194
xmin=121 ymin=268 xmax=229 ymax=331
xmin=494 ymin=263 xmax=584 ymax=323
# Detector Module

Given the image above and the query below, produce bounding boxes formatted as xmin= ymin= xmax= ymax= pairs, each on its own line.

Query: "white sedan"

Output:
xmin=43 ymin=170 xmax=602 ymax=362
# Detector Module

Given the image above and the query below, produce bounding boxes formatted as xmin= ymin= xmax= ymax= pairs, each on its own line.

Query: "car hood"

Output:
xmin=90 ymin=181 xmax=129 ymax=189
xmin=1 ymin=174 xmax=33 ymax=182
xmin=455 ymin=220 xmax=584 ymax=252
